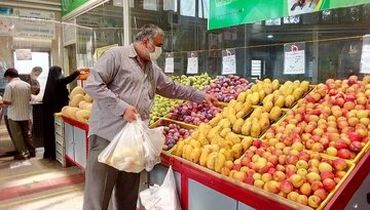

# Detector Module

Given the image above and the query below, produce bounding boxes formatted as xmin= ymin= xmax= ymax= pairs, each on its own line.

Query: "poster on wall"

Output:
xmin=13 ymin=8 xmax=55 ymax=20
xmin=209 ymin=0 xmax=370 ymax=30
xmin=186 ymin=52 xmax=198 ymax=74
xmin=284 ymin=42 xmax=305 ymax=74
xmin=164 ymin=53 xmax=174 ymax=73
xmin=222 ymin=49 xmax=236 ymax=75
xmin=14 ymin=19 xmax=55 ymax=39
xmin=15 ymin=49 xmax=32 ymax=61
xmin=288 ymin=0 xmax=322 ymax=16
xmin=360 ymin=35 xmax=370 ymax=74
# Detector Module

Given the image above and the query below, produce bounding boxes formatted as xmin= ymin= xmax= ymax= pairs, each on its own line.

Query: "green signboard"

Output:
xmin=61 ymin=0 xmax=90 ymax=16
xmin=209 ymin=0 xmax=370 ymax=30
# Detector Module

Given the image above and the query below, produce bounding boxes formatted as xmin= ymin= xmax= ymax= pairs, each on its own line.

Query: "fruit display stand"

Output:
xmin=62 ymin=116 xmax=89 ymax=169
xmin=149 ymin=77 xmax=370 ymax=210
xmin=153 ymin=148 xmax=369 ymax=210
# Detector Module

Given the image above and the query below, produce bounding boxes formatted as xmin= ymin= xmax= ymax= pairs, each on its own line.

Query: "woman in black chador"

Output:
xmin=42 ymin=66 xmax=80 ymax=159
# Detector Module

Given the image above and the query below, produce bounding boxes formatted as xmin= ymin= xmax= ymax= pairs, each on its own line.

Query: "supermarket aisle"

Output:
xmin=0 ymin=157 xmax=85 ymax=210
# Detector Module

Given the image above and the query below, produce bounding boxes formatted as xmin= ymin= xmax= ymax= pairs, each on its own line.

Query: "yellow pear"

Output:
xmin=237 ymin=92 xmax=247 ymax=102
xmin=250 ymin=118 xmax=261 ymax=137
xmin=274 ymin=95 xmax=285 ymax=108
xmin=269 ymin=106 xmax=282 ymax=121
xmin=241 ymin=119 xmax=252 ymax=136
xmin=285 ymin=95 xmax=296 ymax=108
xmin=263 ymin=100 xmax=274 ymax=112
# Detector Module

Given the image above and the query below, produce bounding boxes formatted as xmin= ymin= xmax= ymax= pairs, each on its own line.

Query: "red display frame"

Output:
xmin=161 ymin=151 xmax=370 ymax=210
xmin=62 ymin=116 xmax=89 ymax=169
xmin=60 ymin=116 xmax=369 ymax=210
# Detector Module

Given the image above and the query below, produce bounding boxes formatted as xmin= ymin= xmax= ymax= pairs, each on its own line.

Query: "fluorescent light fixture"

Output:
xmin=267 ymin=34 xmax=274 ymax=39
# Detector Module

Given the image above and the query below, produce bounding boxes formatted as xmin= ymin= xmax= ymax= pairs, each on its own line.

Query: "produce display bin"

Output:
xmin=157 ymin=151 xmax=369 ymax=210
xmin=62 ymin=116 xmax=89 ymax=170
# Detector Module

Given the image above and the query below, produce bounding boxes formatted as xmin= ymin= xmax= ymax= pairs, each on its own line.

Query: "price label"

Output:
xmin=187 ymin=52 xmax=198 ymax=74
xmin=164 ymin=54 xmax=174 ymax=73
xmin=360 ymin=35 xmax=370 ymax=74
xmin=284 ymin=42 xmax=305 ymax=75
xmin=222 ymin=49 xmax=236 ymax=75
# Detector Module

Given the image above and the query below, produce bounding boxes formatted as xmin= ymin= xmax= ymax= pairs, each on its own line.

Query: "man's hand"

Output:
xmin=204 ymin=94 xmax=219 ymax=107
xmin=123 ymin=105 xmax=138 ymax=122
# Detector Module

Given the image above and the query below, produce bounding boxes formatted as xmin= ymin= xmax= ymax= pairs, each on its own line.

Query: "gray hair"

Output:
xmin=32 ymin=66 xmax=43 ymax=73
xmin=134 ymin=24 xmax=164 ymax=42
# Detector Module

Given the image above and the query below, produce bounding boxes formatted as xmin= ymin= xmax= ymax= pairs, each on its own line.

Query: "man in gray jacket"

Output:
xmin=83 ymin=24 xmax=218 ymax=210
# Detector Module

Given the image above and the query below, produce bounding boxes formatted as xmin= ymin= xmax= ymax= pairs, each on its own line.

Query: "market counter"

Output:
xmin=61 ymin=116 xmax=89 ymax=169
xmin=58 ymin=116 xmax=370 ymax=210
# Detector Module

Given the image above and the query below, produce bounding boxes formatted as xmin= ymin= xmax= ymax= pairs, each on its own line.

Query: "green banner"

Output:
xmin=61 ymin=0 xmax=90 ymax=16
xmin=209 ymin=0 xmax=370 ymax=30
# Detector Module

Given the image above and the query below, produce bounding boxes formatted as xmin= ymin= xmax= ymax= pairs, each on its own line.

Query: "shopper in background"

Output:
xmin=2 ymin=68 xmax=34 ymax=160
xmin=30 ymin=66 xmax=42 ymax=95
xmin=42 ymin=66 xmax=80 ymax=160
xmin=83 ymin=24 xmax=219 ymax=210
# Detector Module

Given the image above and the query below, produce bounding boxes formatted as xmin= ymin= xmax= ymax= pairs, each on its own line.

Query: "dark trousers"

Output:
xmin=4 ymin=115 xmax=14 ymax=142
xmin=83 ymin=135 xmax=140 ymax=210
xmin=8 ymin=119 xmax=35 ymax=157
xmin=42 ymin=110 xmax=56 ymax=159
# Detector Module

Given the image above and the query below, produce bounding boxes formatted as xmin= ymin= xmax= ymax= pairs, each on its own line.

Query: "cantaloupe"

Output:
xmin=69 ymin=94 xmax=85 ymax=107
xmin=69 ymin=87 xmax=85 ymax=99
xmin=84 ymin=94 xmax=93 ymax=102
xmin=79 ymin=101 xmax=87 ymax=109
xmin=76 ymin=110 xmax=91 ymax=123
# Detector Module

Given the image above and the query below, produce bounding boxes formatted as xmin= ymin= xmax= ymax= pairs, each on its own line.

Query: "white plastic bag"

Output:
xmin=140 ymin=166 xmax=182 ymax=210
xmin=98 ymin=118 xmax=165 ymax=172
xmin=142 ymin=125 xmax=165 ymax=171
xmin=98 ymin=119 xmax=145 ymax=172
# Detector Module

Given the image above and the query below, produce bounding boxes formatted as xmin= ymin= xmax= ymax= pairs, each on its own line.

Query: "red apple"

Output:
xmin=311 ymin=181 xmax=324 ymax=191
xmin=280 ymin=180 xmax=294 ymax=194
xmin=312 ymin=143 xmax=324 ymax=153
xmin=335 ymin=140 xmax=349 ymax=150
xmin=243 ymin=176 xmax=254 ymax=185
xmin=349 ymin=131 xmax=364 ymax=142
xmin=314 ymin=188 xmax=328 ymax=200
xmin=323 ymin=178 xmax=336 ymax=191
xmin=320 ymin=171 xmax=335 ymax=180
xmin=337 ymin=148 xmax=352 ymax=159
xmin=308 ymin=195 xmax=322 ymax=208
xmin=296 ymin=194 xmax=308 ymax=205
xmin=300 ymin=183 xmax=312 ymax=196
xmin=349 ymin=141 xmax=363 ymax=153
xmin=332 ymin=159 xmax=348 ymax=171
xmin=286 ymin=155 xmax=299 ymax=165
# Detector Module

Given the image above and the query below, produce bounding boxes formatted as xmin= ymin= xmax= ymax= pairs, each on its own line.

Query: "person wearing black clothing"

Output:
xmin=42 ymin=66 xmax=80 ymax=159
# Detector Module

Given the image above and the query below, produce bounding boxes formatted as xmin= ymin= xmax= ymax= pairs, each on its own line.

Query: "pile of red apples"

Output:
xmin=223 ymin=140 xmax=349 ymax=208
xmin=264 ymin=76 xmax=370 ymax=160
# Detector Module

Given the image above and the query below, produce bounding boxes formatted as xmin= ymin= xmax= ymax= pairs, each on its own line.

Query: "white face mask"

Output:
xmin=149 ymin=46 xmax=162 ymax=61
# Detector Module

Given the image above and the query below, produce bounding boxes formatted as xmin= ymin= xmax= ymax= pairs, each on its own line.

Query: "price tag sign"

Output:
xmin=164 ymin=52 xmax=174 ymax=73
xmin=222 ymin=49 xmax=236 ymax=75
xmin=284 ymin=42 xmax=305 ymax=75
xmin=187 ymin=52 xmax=198 ymax=74
xmin=360 ymin=35 xmax=370 ymax=74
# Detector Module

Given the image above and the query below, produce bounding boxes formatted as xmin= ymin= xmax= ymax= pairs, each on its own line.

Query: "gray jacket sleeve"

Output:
xmin=84 ymin=51 xmax=129 ymax=117
xmin=155 ymin=69 xmax=205 ymax=103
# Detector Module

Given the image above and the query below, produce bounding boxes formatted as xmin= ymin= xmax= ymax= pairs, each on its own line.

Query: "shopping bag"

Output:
xmin=139 ymin=166 xmax=182 ymax=210
xmin=98 ymin=119 xmax=146 ymax=173
xmin=142 ymin=125 xmax=165 ymax=171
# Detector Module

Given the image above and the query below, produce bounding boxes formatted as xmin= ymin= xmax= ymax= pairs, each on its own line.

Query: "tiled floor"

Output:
xmin=0 ymin=120 xmax=85 ymax=210
xmin=0 ymin=157 xmax=85 ymax=210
